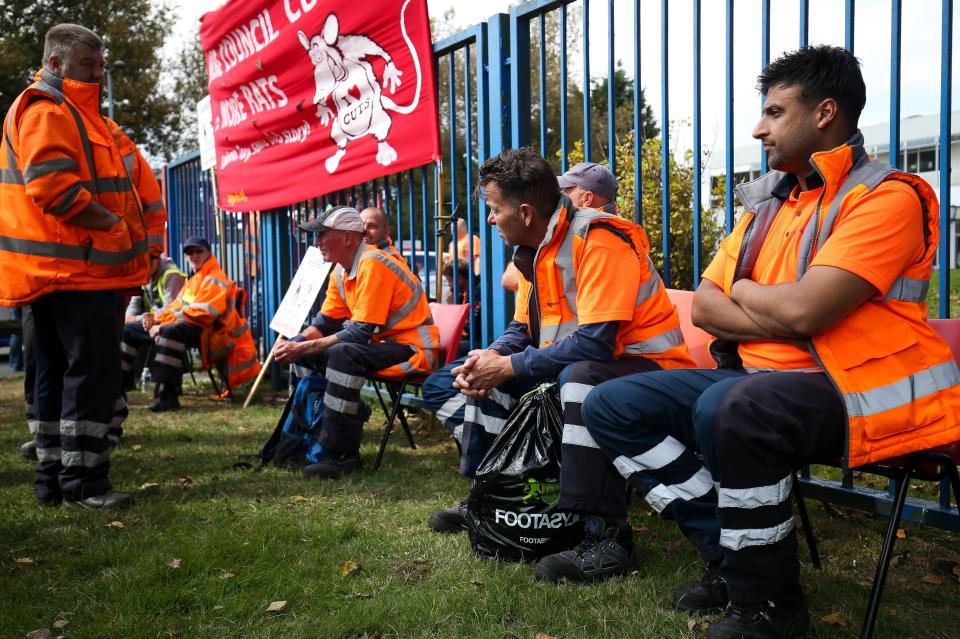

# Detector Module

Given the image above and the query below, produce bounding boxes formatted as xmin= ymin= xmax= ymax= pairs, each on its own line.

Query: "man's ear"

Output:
xmin=518 ymin=202 xmax=535 ymax=227
xmin=815 ymin=97 xmax=839 ymax=131
xmin=580 ymin=191 xmax=594 ymax=208
xmin=47 ymin=55 xmax=61 ymax=74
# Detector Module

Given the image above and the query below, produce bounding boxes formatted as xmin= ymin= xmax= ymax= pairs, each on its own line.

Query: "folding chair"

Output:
xmin=794 ymin=317 xmax=960 ymax=639
xmin=370 ymin=302 xmax=470 ymax=470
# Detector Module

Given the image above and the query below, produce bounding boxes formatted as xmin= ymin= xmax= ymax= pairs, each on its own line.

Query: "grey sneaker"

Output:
xmin=533 ymin=517 xmax=634 ymax=584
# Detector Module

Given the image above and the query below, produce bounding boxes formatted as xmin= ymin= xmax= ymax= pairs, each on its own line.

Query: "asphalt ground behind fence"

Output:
xmin=1 ymin=374 xmax=959 ymax=638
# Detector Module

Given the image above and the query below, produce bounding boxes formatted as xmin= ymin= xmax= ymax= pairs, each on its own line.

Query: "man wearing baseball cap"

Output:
xmin=274 ymin=206 xmax=438 ymax=479
xmin=145 ymin=237 xmax=260 ymax=411
xmin=557 ymin=162 xmax=619 ymax=214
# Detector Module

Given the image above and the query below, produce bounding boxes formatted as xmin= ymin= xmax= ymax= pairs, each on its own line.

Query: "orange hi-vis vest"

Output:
xmin=515 ymin=195 xmax=695 ymax=370
xmin=0 ymin=69 xmax=151 ymax=306
xmin=156 ymin=256 xmax=261 ymax=387
xmin=106 ymin=118 xmax=166 ymax=253
xmin=323 ymin=243 xmax=439 ymax=379
xmin=719 ymin=131 xmax=960 ymax=468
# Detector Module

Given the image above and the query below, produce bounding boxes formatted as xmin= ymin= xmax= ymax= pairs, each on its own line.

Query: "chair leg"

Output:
xmin=793 ymin=472 xmax=821 ymax=569
xmin=860 ymin=466 xmax=914 ymax=639
xmin=388 ymin=382 xmax=416 ymax=450
xmin=372 ymin=380 xmax=396 ymax=471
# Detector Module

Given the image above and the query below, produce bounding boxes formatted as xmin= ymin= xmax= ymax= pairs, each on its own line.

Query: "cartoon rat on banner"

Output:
xmin=299 ymin=0 xmax=423 ymax=174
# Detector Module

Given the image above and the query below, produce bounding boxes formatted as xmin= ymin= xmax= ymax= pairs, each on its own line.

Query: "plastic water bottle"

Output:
xmin=140 ymin=368 xmax=152 ymax=393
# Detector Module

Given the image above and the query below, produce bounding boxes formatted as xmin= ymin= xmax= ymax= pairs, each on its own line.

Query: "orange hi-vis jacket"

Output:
xmin=323 ymin=243 xmax=439 ymax=379
xmin=719 ymin=131 xmax=960 ymax=468
xmin=515 ymin=195 xmax=694 ymax=370
xmin=107 ymin=119 xmax=166 ymax=254
xmin=0 ymin=69 xmax=157 ymax=306
xmin=156 ymin=256 xmax=260 ymax=388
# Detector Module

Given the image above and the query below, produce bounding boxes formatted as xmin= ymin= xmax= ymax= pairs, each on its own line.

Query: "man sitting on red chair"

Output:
xmin=146 ymin=237 xmax=260 ymax=412
xmin=580 ymin=46 xmax=960 ymax=638
xmin=274 ymin=206 xmax=438 ymax=479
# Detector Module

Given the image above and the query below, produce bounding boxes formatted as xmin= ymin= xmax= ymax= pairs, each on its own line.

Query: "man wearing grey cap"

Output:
xmin=557 ymin=162 xmax=619 ymax=214
xmin=274 ymin=206 xmax=438 ymax=479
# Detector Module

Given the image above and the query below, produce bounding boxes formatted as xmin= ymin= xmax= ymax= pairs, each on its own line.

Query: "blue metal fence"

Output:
xmin=164 ymin=0 xmax=958 ymax=531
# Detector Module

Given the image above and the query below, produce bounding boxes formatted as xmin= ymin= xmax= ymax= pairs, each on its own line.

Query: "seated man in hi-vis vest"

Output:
xmin=273 ymin=206 xmax=439 ymax=479
xmin=582 ymin=46 xmax=960 ymax=639
xmin=426 ymin=148 xmax=696 ymax=581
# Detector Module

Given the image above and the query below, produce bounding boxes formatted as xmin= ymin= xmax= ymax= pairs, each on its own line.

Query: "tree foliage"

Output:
xmin=166 ymin=33 xmax=207 ymax=160
xmin=0 ymin=0 xmax=179 ymax=159
xmin=567 ymin=129 xmax=725 ymax=290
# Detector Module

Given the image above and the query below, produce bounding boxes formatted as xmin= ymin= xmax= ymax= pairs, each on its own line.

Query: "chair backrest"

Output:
xmin=666 ymin=288 xmax=715 ymax=369
xmin=428 ymin=302 xmax=471 ymax=366
xmin=929 ymin=318 xmax=960 ymax=366
xmin=234 ymin=287 xmax=247 ymax=318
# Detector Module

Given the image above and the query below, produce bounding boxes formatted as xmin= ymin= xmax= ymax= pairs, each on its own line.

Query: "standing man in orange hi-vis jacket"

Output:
xmin=0 ymin=24 xmax=165 ymax=510
xmin=582 ymin=46 xmax=960 ymax=639
xmin=426 ymin=148 xmax=695 ymax=576
xmin=147 ymin=237 xmax=260 ymax=412
xmin=274 ymin=206 xmax=439 ymax=479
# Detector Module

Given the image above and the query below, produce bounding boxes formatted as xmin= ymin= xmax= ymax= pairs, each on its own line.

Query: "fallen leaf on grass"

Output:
xmin=889 ymin=553 xmax=905 ymax=569
xmin=339 ymin=560 xmax=360 ymax=577
xmin=630 ymin=522 xmax=649 ymax=533
xmin=896 ymin=528 xmax=906 ymax=539
xmin=470 ymin=580 xmax=484 ymax=589
xmin=821 ymin=612 xmax=849 ymax=630
xmin=291 ymin=495 xmax=307 ymax=502
xmin=131 ymin=444 xmax=143 ymax=451
xmin=53 ymin=619 xmax=68 ymax=629
xmin=218 ymin=572 xmax=235 ymax=580
xmin=921 ymin=572 xmax=943 ymax=585
xmin=534 ymin=633 xmax=557 ymax=639
xmin=266 ymin=600 xmax=286 ymax=612
xmin=886 ymin=606 xmax=898 ymax=616
xmin=15 ymin=557 xmax=35 ymax=565
xmin=178 ymin=475 xmax=193 ymax=490
xmin=686 ymin=619 xmax=710 ymax=631
xmin=168 ymin=559 xmax=182 ymax=569
xmin=104 ymin=521 xmax=124 ymax=529
xmin=353 ymin=592 xmax=373 ymax=599
xmin=139 ymin=482 xmax=159 ymax=490
xmin=26 ymin=629 xmax=51 ymax=639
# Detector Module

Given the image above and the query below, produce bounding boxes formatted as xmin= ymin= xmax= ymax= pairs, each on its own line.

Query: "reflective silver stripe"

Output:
xmin=417 ymin=325 xmax=436 ymax=368
xmin=720 ymin=518 xmax=795 ymax=551
xmin=60 ymin=419 xmax=111 ymax=438
xmin=359 ymin=251 xmax=425 ymax=330
xmin=228 ymin=355 xmax=258 ymax=374
xmin=62 ymin=449 xmax=111 ymax=468
xmin=31 ymin=420 xmax=60 ymax=435
xmin=717 ymin=474 xmax=793 ymax=509
xmin=174 ymin=311 xmax=186 ymax=322
xmin=120 ymin=342 xmax=139 ymax=356
xmin=561 ymin=423 xmax=600 ymax=449
xmin=636 ymin=257 xmax=664 ymax=305
xmin=203 ymin=276 xmax=229 ymax=289
xmin=36 ymin=446 xmax=62 ymax=462
xmin=612 ymin=436 xmax=687 ymax=476
xmin=453 ymin=423 xmax=464 ymax=444
xmin=324 ymin=393 xmax=360 ymax=415
xmin=57 ymin=96 xmax=99 ymax=195
xmin=743 ymin=366 xmax=823 ymax=374
xmin=189 ymin=302 xmax=221 ymax=318
xmin=23 ymin=157 xmax=79 ymax=182
xmin=883 ymin=276 xmax=929 ymax=303
xmin=81 ymin=176 xmax=132 ymax=194
xmin=87 ymin=239 xmax=149 ymax=265
xmin=464 ymin=403 xmax=506 ymax=435
xmin=622 ymin=327 xmax=684 ymax=355
xmin=436 ymin=394 xmax=467 ymax=422
xmin=155 ymin=353 xmax=183 ymax=367
xmin=326 ymin=368 xmax=366 ymax=389
xmin=844 ymin=360 xmax=960 ymax=418
xmin=27 ymin=419 xmax=40 ymax=434
xmin=144 ymin=199 xmax=164 ymax=213
xmin=122 ymin=152 xmax=135 ymax=176
xmin=231 ymin=323 xmax=250 ymax=338
xmin=53 ymin=182 xmax=83 ymax=215
xmin=334 ymin=267 xmax=346 ymax=301
xmin=539 ymin=319 xmax=578 ymax=347
xmin=157 ymin=337 xmax=186 ymax=351
xmin=560 ymin=381 xmax=593 ymax=405
xmin=644 ymin=467 xmax=715 ymax=513
xmin=0 ymin=167 xmax=23 ymax=184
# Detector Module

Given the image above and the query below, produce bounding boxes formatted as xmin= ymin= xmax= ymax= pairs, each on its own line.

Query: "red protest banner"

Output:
xmin=199 ymin=0 xmax=440 ymax=211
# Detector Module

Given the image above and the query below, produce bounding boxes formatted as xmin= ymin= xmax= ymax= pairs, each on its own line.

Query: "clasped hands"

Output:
xmin=452 ymin=349 xmax=515 ymax=398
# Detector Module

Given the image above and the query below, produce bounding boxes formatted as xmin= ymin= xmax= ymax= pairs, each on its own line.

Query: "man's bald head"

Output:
xmin=361 ymin=207 xmax=392 ymax=246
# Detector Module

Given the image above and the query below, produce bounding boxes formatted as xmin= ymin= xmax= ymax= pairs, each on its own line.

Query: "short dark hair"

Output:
xmin=478 ymin=148 xmax=560 ymax=218
xmin=757 ymin=45 xmax=866 ymax=126
xmin=442 ymin=257 xmax=470 ymax=280
xmin=44 ymin=24 xmax=102 ymax=64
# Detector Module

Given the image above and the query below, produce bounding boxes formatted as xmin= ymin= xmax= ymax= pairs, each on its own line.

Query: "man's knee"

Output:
xmin=558 ymin=360 xmax=597 ymax=387
xmin=422 ymin=366 xmax=457 ymax=411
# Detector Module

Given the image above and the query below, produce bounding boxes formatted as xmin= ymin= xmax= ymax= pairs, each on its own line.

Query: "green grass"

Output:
xmin=2 ymin=375 xmax=959 ymax=638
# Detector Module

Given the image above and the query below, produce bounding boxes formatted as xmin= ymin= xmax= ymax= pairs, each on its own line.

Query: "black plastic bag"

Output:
xmin=465 ymin=383 xmax=584 ymax=561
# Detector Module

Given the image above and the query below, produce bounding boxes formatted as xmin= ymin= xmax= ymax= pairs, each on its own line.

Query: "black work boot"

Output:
xmin=533 ymin=517 xmax=634 ymax=584
xmin=707 ymin=595 xmax=810 ymax=639
xmin=302 ymin=451 xmax=363 ymax=479
xmin=428 ymin=501 xmax=467 ymax=533
xmin=149 ymin=383 xmax=180 ymax=412
xmin=672 ymin=559 xmax=728 ymax=613
xmin=64 ymin=491 xmax=134 ymax=510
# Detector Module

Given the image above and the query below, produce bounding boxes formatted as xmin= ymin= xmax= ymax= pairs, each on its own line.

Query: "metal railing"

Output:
xmin=164 ymin=0 xmax=958 ymax=531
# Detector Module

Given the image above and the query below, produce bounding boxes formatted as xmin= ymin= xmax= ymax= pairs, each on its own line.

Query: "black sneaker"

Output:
xmin=64 ymin=491 xmax=134 ymax=510
xmin=533 ymin=517 xmax=634 ymax=584
xmin=149 ymin=393 xmax=180 ymax=412
xmin=303 ymin=452 xmax=363 ymax=479
xmin=428 ymin=502 xmax=467 ymax=533
xmin=707 ymin=596 xmax=810 ymax=639
xmin=672 ymin=560 xmax=728 ymax=613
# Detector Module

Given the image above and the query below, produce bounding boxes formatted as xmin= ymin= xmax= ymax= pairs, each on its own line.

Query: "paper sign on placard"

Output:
xmin=269 ymin=247 xmax=332 ymax=338
xmin=196 ymin=96 xmax=216 ymax=171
